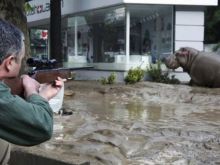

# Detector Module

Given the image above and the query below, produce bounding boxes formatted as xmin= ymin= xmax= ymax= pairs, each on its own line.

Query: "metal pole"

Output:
xmin=74 ymin=17 xmax=78 ymax=56
xmin=126 ymin=8 xmax=130 ymax=64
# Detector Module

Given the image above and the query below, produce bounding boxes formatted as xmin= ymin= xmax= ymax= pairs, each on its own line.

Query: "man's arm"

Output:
xmin=0 ymin=83 xmax=53 ymax=146
xmin=3 ymin=69 xmax=71 ymax=96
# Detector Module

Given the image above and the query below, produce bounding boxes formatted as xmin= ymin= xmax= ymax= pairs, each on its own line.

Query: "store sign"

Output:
xmin=26 ymin=3 xmax=50 ymax=16
xmin=26 ymin=0 xmax=63 ymax=16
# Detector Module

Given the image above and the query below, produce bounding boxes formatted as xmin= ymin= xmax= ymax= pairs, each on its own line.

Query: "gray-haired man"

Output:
xmin=0 ymin=19 xmax=64 ymax=164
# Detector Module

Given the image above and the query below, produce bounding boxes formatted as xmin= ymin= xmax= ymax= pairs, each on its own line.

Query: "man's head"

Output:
xmin=164 ymin=47 xmax=199 ymax=69
xmin=0 ymin=19 xmax=25 ymax=78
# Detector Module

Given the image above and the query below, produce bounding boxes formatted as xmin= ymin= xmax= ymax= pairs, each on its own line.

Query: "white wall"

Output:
xmin=175 ymin=8 xmax=205 ymax=51
xmin=27 ymin=0 xmax=123 ymax=26
xmin=74 ymin=0 xmax=123 ymax=13
xmin=27 ymin=0 xmax=76 ymax=27
xmin=123 ymin=0 xmax=217 ymax=6
xmin=68 ymin=0 xmax=217 ymax=13
xmin=27 ymin=0 xmax=217 ymax=27
xmin=27 ymin=0 xmax=50 ymax=24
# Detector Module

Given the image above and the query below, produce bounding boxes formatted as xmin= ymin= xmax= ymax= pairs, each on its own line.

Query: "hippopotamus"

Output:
xmin=164 ymin=47 xmax=220 ymax=87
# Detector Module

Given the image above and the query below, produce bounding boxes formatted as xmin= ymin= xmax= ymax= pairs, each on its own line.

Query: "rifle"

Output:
xmin=3 ymin=58 xmax=89 ymax=97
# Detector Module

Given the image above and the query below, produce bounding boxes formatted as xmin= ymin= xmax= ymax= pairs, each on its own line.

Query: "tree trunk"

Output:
xmin=0 ymin=0 xmax=30 ymax=74
xmin=50 ymin=0 xmax=62 ymax=65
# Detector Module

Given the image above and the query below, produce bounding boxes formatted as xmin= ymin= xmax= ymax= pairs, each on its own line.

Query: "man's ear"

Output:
xmin=4 ymin=55 xmax=15 ymax=72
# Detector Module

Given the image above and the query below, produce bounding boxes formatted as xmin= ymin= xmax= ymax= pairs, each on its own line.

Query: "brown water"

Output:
xmin=37 ymin=81 xmax=220 ymax=164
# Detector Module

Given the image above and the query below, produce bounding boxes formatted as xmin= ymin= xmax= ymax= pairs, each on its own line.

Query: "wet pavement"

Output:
xmin=12 ymin=81 xmax=220 ymax=165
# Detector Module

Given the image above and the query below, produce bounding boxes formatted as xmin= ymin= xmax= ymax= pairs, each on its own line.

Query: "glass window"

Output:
xmin=65 ymin=7 xmax=126 ymax=63
xmin=129 ymin=5 xmax=173 ymax=63
xmin=30 ymin=29 xmax=49 ymax=59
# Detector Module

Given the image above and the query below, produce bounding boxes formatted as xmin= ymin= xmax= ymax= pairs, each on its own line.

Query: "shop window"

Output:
xmin=129 ymin=5 xmax=173 ymax=63
xmin=65 ymin=7 xmax=125 ymax=63
xmin=30 ymin=29 xmax=49 ymax=59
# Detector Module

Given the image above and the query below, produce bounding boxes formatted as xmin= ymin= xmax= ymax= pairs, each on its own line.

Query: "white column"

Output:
xmin=74 ymin=17 xmax=78 ymax=56
xmin=126 ymin=9 xmax=130 ymax=64
xmin=175 ymin=7 xmax=204 ymax=51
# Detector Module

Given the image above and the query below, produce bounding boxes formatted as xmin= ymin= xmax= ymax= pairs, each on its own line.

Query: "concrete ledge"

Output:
xmin=169 ymin=71 xmax=190 ymax=83
xmin=9 ymin=147 xmax=89 ymax=165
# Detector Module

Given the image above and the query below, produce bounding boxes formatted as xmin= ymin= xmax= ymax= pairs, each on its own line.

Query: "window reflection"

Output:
xmin=64 ymin=7 xmax=125 ymax=63
xmin=129 ymin=5 xmax=173 ymax=63
xmin=61 ymin=5 xmax=173 ymax=68
xmin=30 ymin=29 xmax=48 ymax=59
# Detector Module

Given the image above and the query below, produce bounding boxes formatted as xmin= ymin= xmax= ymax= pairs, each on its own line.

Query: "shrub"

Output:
xmin=100 ymin=77 xmax=108 ymax=85
xmin=147 ymin=61 xmax=180 ymax=84
xmin=100 ymin=72 xmax=116 ymax=85
xmin=108 ymin=72 xmax=116 ymax=84
xmin=124 ymin=67 xmax=145 ymax=84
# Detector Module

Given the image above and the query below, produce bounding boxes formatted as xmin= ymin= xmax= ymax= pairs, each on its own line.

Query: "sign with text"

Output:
xmin=26 ymin=2 xmax=50 ymax=16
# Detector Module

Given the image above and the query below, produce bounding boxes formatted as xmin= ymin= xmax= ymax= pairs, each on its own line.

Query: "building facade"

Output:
xmin=27 ymin=0 xmax=217 ymax=81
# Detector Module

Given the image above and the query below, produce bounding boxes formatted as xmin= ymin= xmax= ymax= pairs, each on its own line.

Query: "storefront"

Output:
xmin=27 ymin=0 xmax=217 ymax=72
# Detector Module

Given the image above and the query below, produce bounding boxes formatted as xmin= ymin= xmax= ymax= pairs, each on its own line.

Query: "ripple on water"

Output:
xmin=47 ymin=82 xmax=220 ymax=164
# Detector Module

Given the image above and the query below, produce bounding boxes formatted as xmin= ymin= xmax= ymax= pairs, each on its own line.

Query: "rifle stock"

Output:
xmin=4 ymin=69 xmax=73 ymax=97
xmin=31 ymin=69 xmax=72 ymax=84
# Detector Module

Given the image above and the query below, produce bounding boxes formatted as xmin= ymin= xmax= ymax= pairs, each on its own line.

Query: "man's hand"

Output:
xmin=21 ymin=75 xmax=40 ymax=98
xmin=38 ymin=77 xmax=66 ymax=101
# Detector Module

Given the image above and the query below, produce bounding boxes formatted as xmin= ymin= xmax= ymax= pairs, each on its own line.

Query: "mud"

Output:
xmin=13 ymin=80 xmax=220 ymax=164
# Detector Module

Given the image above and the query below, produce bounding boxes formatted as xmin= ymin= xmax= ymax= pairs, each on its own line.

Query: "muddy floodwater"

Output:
xmin=17 ymin=81 xmax=220 ymax=164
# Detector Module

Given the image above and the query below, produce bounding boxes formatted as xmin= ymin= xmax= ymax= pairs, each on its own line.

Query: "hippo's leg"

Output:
xmin=189 ymin=79 xmax=199 ymax=87
xmin=212 ymin=80 xmax=220 ymax=88
xmin=189 ymin=79 xmax=194 ymax=86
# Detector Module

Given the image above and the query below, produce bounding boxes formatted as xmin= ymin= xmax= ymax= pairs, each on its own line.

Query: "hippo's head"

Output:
xmin=164 ymin=47 xmax=199 ymax=69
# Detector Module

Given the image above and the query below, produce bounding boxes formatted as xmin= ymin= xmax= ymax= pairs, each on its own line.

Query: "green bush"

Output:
xmin=108 ymin=72 xmax=116 ymax=84
xmin=146 ymin=61 xmax=180 ymax=84
xmin=100 ymin=77 xmax=108 ymax=85
xmin=124 ymin=67 xmax=145 ymax=84
xmin=100 ymin=72 xmax=116 ymax=85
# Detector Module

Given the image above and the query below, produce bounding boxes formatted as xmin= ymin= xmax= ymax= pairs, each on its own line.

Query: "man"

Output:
xmin=0 ymin=19 xmax=64 ymax=164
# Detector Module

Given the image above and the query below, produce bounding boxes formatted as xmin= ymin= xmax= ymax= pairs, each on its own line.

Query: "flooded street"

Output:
xmin=29 ymin=81 xmax=220 ymax=164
